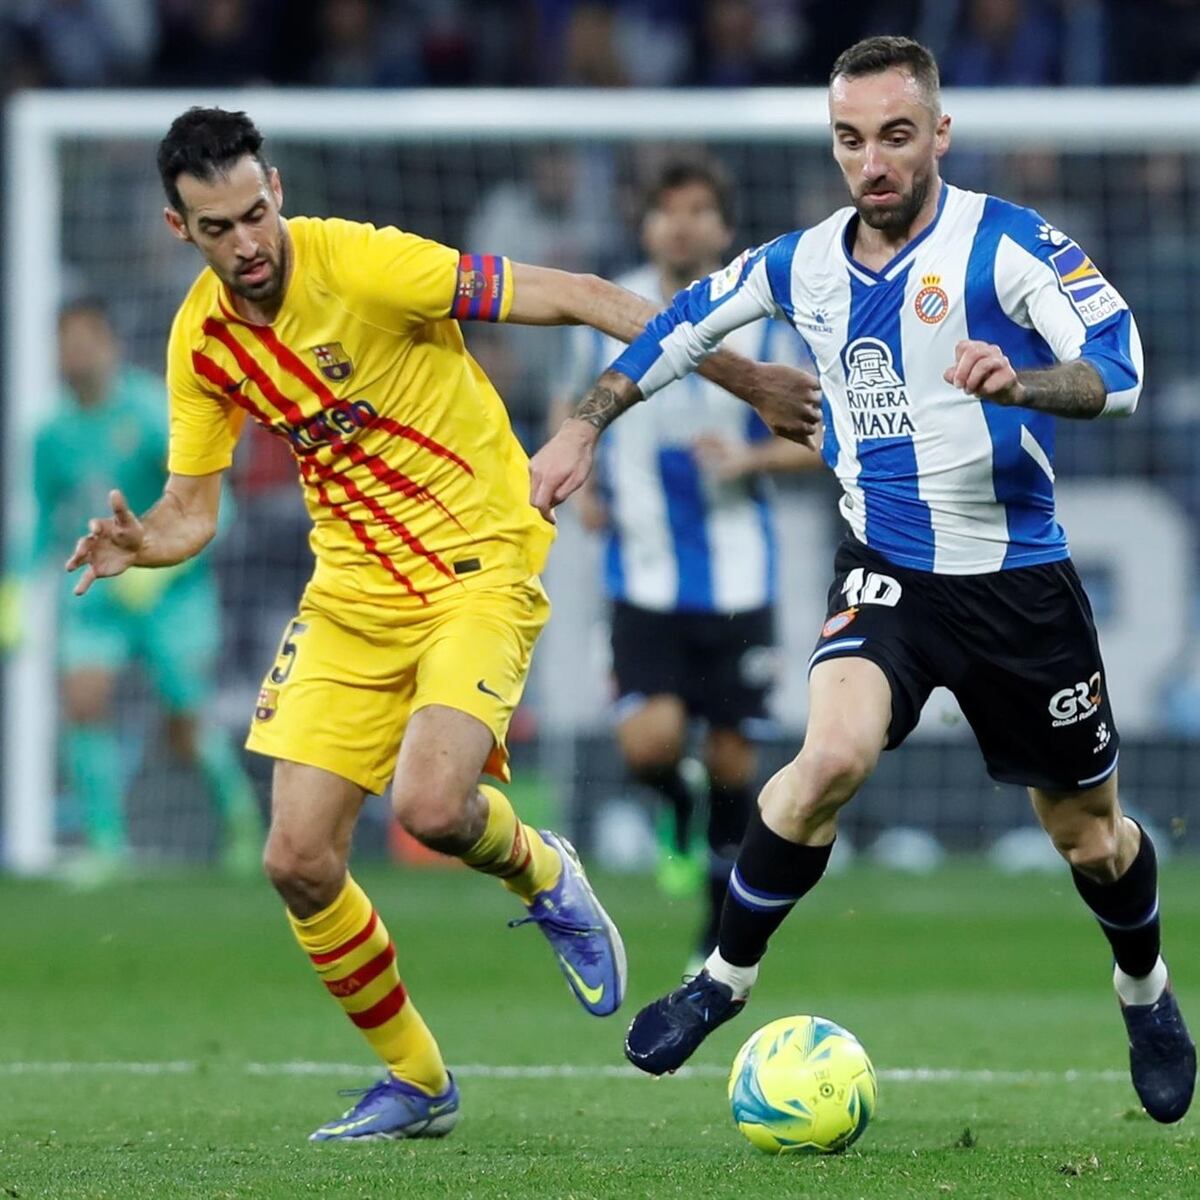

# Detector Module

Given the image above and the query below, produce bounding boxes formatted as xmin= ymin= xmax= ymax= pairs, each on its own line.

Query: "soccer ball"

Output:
xmin=727 ymin=1015 xmax=877 ymax=1154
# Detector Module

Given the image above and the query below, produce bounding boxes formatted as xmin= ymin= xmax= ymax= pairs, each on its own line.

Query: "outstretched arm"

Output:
xmin=65 ymin=471 xmax=223 ymax=596
xmin=528 ymin=242 xmax=823 ymax=517
xmin=507 ymin=263 xmax=819 ymax=442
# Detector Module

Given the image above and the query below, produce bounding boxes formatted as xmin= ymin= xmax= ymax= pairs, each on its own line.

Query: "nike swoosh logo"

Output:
xmin=476 ymin=679 xmax=505 ymax=701
xmin=223 ymin=375 xmax=249 ymax=395
xmin=322 ymin=1113 xmax=379 ymax=1135
xmin=558 ymin=956 xmax=605 ymax=1006
xmin=322 ymin=1099 xmax=452 ymax=1136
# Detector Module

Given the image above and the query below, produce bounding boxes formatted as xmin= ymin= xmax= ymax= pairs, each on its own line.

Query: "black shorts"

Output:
xmin=812 ymin=538 xmax=1119 ymax=791
xmin=611 ymin=601 xmax=777 ymax=733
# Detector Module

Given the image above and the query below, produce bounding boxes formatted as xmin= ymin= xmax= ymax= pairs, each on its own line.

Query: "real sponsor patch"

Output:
xmin=1049 ymin=241 xmax=1123 ymax=327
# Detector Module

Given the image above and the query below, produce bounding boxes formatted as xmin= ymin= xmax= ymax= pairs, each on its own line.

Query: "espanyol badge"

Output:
xmin=913 ymin=274 xmax=950 ymax=324
xmin=311 ymin=342 xmax=354 ymax=382
xmin=821 ymin=608 xmax=858 ymax=638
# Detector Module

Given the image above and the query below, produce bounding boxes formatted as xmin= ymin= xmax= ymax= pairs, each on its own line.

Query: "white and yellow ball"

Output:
xmin=727 ymin=1015 xmax=877 ymax=1154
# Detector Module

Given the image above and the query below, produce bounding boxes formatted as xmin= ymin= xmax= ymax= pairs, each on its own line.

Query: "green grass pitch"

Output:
xmin=2 ymin=860 xmax=1197 ymax=1198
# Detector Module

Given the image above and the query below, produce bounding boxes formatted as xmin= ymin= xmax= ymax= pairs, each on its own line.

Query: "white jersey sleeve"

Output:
xmin=609 ymin=233 xmax=802 ymax=397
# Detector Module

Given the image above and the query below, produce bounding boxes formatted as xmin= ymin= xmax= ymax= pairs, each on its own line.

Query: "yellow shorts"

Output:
xmin=245 ymin=576 xmax=550 ymax=794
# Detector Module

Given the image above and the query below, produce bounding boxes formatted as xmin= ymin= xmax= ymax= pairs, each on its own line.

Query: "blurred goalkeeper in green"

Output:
xmin=25 ymin=298 xmax=260 ymax=875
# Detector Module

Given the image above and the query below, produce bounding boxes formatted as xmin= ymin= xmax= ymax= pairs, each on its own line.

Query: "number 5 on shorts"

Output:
xmin=270 ymin=620 xmax=309 ymax=685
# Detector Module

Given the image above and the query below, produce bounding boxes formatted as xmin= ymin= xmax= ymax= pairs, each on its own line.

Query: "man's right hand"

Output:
xmin=65 ymin=489 xmax=145 ymax=596
xmin=529 ymin=420 xmax=597 ymax=520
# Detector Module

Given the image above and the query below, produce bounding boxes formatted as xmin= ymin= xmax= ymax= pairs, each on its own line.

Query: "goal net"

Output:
xmin=6 ymin=88 xmax=1200 ymax=873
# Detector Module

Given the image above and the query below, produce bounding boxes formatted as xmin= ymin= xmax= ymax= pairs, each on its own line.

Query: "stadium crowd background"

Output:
xmin=0 ymin=1 xmax=1196 ymax=91
xmin=5 ymin=0 xmax=1200 ymax=870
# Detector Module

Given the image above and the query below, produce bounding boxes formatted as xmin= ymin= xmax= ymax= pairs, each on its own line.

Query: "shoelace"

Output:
xmin=673 ymin=974 xmax=733 ymax=1018
xmin=334 ymin=1077 xmax=398 ymax=1109
xmin=508 ymin=911 xmax=601 ymax=937
xmin=508 ymin=908 xmax=605 ymax=967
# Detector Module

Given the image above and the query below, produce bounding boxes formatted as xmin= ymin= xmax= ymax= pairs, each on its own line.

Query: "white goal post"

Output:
xmin=5 ymin=86 xmax=1199 ymax=873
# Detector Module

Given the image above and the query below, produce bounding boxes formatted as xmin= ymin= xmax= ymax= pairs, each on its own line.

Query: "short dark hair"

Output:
xmin=59 ymin=295 xmax=111 ymax=327
xmin=830 ymin=36 xmax=941 ymax=113
xmin=157 ymin=107 xmax=269 ymax=213
xmin=642 ymin=155 xmax=736 ymax=229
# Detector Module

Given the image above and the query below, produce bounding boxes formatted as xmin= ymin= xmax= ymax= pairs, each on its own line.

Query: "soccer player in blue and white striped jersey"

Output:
xmin=532 ymin=36 xmax=1194 ymax=1123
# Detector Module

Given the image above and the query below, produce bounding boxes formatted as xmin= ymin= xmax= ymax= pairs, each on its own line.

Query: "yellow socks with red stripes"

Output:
xmin=461 ymin=784 xmax=562 ymax=902
xmin=287 ymin=875 xmax=448 ymax=1094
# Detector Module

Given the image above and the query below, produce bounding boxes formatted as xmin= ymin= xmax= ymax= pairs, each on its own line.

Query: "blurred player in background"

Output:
xmin=29 ymin=299 xmax=260 ymax=881
xmin=560 ymin=156 xmax=818 ymax=970
xmin=66 ymin=108 xmax=820 ymax=1143
xmin=534 ymin=37 xmax=1195 ymax=1124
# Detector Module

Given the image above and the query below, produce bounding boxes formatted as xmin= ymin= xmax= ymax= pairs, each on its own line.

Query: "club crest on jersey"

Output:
xmin=254 ymin=687 xmax=279 ymax=722
xmin=914 ymin=274 xmax=949 ymax=324
xmin=842 ymin=337 xmax=915 ymax=439
xmin=310 ymin=342 xmax=354 ymax=382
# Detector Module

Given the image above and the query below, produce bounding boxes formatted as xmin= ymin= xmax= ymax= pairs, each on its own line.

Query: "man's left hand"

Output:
xmin=944 ymin=339 xmax=1025 ymax=405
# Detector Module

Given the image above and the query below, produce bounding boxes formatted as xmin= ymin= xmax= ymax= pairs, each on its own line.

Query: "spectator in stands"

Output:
xmin=308 ymin=0 xmax=420 ymax=87
xmin=690 ymin=0 xmax=766 ymax=87
xmin=0 ymin=18 xmax=50 ymax=92
xmin=153 ymin=0 xmax=267 ymax=87
xmin=560 ymin=2 xmax=627 ymax=86
xmin=941 ymin=0 xmax=1061 ymax=87
xmin=1106 ymin=0 xmax=1200 ymax=85
xmin=10 ymin=0 xmax=151 ymax=87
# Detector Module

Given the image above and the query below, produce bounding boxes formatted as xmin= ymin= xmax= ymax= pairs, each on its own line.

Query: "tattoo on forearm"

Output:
xmin=1017 ymin=360 xmax=1106 ymax=419
xmin=573 ymin=372 xmax=642 ymax=433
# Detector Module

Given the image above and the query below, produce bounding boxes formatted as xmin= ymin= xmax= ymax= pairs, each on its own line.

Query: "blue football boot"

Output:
xmin=1121 ymin=986 xmax=1196 ymax=1124
xmin=509 ymin=831 xmax=626 ymax=1017
xmin=309 ymin=1073 xmax=460 ymax=1142
xmin=625 ymin=970 xmax=745 ymax=1075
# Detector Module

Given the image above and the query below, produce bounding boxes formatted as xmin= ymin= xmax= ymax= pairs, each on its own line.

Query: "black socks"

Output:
xmin=717 ymin=809 xmax=833 ymax=968
xmin=1071 ymin=821 xmax=1161 ymax=979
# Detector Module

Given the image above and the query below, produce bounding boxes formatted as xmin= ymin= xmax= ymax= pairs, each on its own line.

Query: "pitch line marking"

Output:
xmin=0 ymin=1061 xmax=1127 ymax=1084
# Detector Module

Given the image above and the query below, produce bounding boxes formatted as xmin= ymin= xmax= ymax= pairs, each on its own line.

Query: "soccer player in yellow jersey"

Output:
xmin=67 ymin=107 xmax=821 ymax=1142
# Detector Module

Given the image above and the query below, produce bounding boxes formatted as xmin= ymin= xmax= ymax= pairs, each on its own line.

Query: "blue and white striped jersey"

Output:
xmin=610 ymin=184 xmax=1143 ymax=576
xmin=569 ymin=264 xmax=807 ymax=613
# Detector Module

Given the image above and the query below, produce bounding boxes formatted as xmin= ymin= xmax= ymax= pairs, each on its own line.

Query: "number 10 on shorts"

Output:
xmin=842 ymin=567 xmax=903 ymax=608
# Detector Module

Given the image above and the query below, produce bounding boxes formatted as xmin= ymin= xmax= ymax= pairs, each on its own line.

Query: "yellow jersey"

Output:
xmin=166 ymin=216 xmax=553 ymax=607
